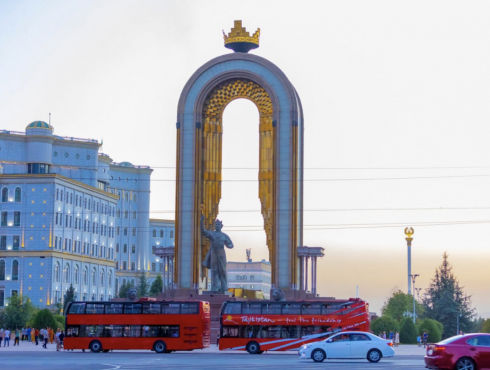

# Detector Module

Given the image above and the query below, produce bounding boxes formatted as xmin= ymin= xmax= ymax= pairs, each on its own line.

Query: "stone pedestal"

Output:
xmin=158 ymin=289 xmax=241 ymax=343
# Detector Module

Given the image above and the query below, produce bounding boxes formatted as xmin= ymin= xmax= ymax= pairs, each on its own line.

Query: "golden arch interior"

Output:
xmin=197 ymin=79 xmax=277 ymax=283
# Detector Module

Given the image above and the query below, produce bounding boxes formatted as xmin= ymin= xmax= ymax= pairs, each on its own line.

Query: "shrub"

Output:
xmin=31 ymin=309 xmax=57 ymax=330
xmin=418 ymin=318 xmax=443 ymax=343
xmin=370 ymin=316 xmax=399 ymax=337
xmin=400 ymin=317 xmax=418 ymax=344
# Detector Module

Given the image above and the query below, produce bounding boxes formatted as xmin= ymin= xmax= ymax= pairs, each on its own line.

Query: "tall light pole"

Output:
xmin=404 ymin=227 xmax=414 ymax=294
xmin=411 ymin=274 xmax=419 ymax=323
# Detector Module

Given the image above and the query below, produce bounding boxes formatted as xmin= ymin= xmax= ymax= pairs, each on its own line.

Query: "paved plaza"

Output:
xmin=0 ymin=344 xmax=428 ymax=369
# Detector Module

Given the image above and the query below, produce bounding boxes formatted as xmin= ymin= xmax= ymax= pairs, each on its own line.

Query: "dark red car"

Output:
xmin=425 ymin=333 xmax=490 ymax=370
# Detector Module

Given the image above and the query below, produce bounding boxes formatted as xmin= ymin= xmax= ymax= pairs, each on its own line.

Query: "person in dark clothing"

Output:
xmin=59 ymin=331 xmax=65 ymax=350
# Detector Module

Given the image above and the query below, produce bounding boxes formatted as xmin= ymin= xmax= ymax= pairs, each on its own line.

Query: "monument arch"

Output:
xmin=174 ymin=22 xmax=304 ymax=293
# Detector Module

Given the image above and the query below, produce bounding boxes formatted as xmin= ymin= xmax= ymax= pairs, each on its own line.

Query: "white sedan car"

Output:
xmin=299 ymin=331 xmax=395 ymax=363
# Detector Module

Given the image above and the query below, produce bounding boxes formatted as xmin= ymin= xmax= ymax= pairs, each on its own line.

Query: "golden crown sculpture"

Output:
xmin=223 ymin=20 xmax=260 ymax=53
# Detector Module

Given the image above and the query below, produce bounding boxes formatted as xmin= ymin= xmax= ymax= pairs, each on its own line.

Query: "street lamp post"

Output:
xmin=410 ymin=274 xmax=420 ymax=323
xmin=404 ymin=227 xmax=414 ymax=294
xmin=415 ymin=287 xmax=422 ymax=301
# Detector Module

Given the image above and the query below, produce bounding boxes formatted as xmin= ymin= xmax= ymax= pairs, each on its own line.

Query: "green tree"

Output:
xmin=370 ymin=316 xmax=399 ymax=336
xmin=417 ymin=318 xmax=443 ymax=343
xmin=381 ymin=289 xmax=424 ymax=322
xmin=423 ymin=252 xmax=475 ymax=338
xmin=54 ymin=314 xmax=65 ymax=330
xmin=63 ymin=284 xmax=76 ymax=313
xmin=31 ymin=309 xmax=58 ymax=330
xmin=481 ymin=319 xmax=490 ymax=333
xmin=117 ymin=280 xmax=133 ymax=298
xmin=400 ymin=317 xmax=418 ymax=344
xmin=137 ymin=273 xmax=150 ymax=298
xmin=150 ymin=275 xmax=163 ymax=296
xmin=2 ymin=294 xmax=35 ymax=329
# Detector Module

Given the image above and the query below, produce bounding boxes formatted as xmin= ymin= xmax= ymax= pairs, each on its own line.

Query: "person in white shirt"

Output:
xmin=4 ymin=328 xmax=11 ymax=347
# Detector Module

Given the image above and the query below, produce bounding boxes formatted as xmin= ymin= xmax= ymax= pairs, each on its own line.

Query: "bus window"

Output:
xmin=223 ymin=303 xmax=241 ymax=315
xmin=181 ymin=303 xmax=198 ymax=314
xmin=106 ymin=303 xmax=123 ymax=314
xmin=66 ymin=326 xmax=80 ymax=337
xmin=262 ymin=303 xmax=281 ymax=314
xmin=322 ymin=305 xmax=338 ymax=315
xmin=68 ymin=303 xmax=86 ymax=314
xmin=86 ymin=304 xmax=104 ymax=314
xmin=301 ymin=326 xmax=315 ymax=338
xmin=124 ymin=303 xmax=142 ymax=314
xmin=142 ymin=303 xmax=161 ymax=314
xmin=162 ymin=303 xmax=180 ymax=314
xmin=222 ymin=326 xmax=239 ymax=338
xmin=82 ymin=325 xmax=104 ymax=337
xmin=302 ymin=303 xmax=321 ymax=315
xmin=144 ymin=326 xmax=160 ymax=337
xmin=242 ymin=303 xmax=261 ymax=314
xmin=123 ymin=325 xmax=142 ymax=337
xmin=161 ymin=325 xmax=180 ymax=338
xmin=282 ymin=303 xmax=301 ymax=314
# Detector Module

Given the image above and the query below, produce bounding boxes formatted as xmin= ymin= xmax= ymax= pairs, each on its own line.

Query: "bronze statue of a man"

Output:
xmin=201 ymin=214 xmax=234 ymax=292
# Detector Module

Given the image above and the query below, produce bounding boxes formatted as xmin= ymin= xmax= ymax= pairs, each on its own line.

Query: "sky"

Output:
xmin=1 ymin=0 xmax=490 ymax=317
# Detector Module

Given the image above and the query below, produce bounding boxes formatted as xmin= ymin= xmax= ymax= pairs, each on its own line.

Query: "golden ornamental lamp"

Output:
xmin=404 ymin=227 xmax=414 ymax=295
xmin=223 ymin=20 xmax=260 ymax=53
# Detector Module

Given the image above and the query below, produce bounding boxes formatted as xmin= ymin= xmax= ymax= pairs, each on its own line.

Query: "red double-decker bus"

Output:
xmin=219 ymin=298 xmax=369 ymax=353
xmin=64 ymin=300 xmax=210 ymax=353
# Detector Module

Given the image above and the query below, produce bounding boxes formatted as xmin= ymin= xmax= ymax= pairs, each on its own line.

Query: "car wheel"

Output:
xmin=246 ymin=341 xmax=261 ymax=354
xmin=455 ymin=357 xmax=475 ymax=370
xmin=367 ymin=349 xmax=382 ymax=363
xmin=311 ymin=349 xmax=326 ymax=363
xmin=154 ymin=340 xmax=167 ymax=354
xmin=89 ymin=340 xmax=102 ymax=353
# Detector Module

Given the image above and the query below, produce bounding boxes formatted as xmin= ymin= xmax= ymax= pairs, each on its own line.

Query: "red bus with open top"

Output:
xmin=64 ymin=300 xmax=210 ymax=353
xmin=219 ymin=298 xmax=369 ymax=353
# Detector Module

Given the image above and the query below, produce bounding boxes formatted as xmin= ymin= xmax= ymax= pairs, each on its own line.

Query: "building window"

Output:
xmin=0 ymin=236 xmax=6 ymax=251
xmin=132 ymin=228 xmax=136 ymax=236
xmin=131 ymin=245 xmax=136 ymax=253
xmin=108 ymin=271 xmax=112 ymax=288
xmin=131 ymin=262 xmax=135 ymax=271
xmin=152 ymin=229 xmax=156 ymax=238
xmin=160 ymin=229 xmax=164 ymax=238
xmin=83 ymin=267 xmax=88 ymax=285
xmin=115 ymin=278 xmax=119 ymax=294
xmin=74 ymin=265 xmax=79 ymax=284
xmin=116 ymin=243 xmax=119 ymax=252
xmin=1 ymin=188 xmax=7 ymax=202
xmin=170 ymin=230 xmax=174 ymax=238
xmin=124 ymin=193 xmax=129 ymax=201
xmin=151 ymin=263 xmax=156 ymax=272
xmin=64 ymin=264 xmax=70 ymax=283
xmin=124 ymin=227 xmax=128 ymax=236
xmin=0 ymin=260 xmax=5 ymax=280
xmin=12 ymin=260 xmax=19 ymax=281
xmin=117 ymin=209 xmax=121 ymax=218
xmin=116 ymin=226 xmax=120 ymax=235
xmin=133 ymin=211 xmax=136 ymax=219
xmin=92 ymin=268 xmax=96 ymax=286
xmin=1 ymin=212 xmax=6 ymax=226
xmin=152 ymin=246 xmax=156 ymax=254
xmin=14 ymin=187 xmax=21 ymax=202
xmin=54 ymin=262 xmax=60 ymax=282
xmin=27 ymin=163 xmax=51 ymax=174
xmin=123 ymin=261 xmax=127 ymax=271
xmin=124 ymin=210 xmax=128 ymax=218
xmin=13 ymin=235 xmax=20 ymax=250
xmin=123 ymin=244 xmax=127 ymax=253
xmin=100 ymin=270 xmax=104 ymax=287
xmin=14 ymin=211 xmax=20 ymax=226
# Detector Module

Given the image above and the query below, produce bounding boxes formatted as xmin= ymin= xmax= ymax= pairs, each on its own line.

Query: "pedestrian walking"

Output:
xmin=34 ymin=328 xmax=39 ymax=345
xmin=55 ymin=329 xmax=61 ymax=351
xmin=4 ymin=328 xmax=10 ymax=347
xmin=42 ymin=327 xmax=49 ymax=348
xmin=389 ymin=331 xmax=394 ymax=341
xmin=14 ymin=328 xmax=20 ymax=346
xmin=423 ymin=331 xmax=428 ymax=348
xmin=27 ymin=327 xmax=31 ymax=343
xmin=417 ymin=335 xmax=421 ymax=347
xmin=394 ymin=331 xmax=400 ymax=347
xmin=59 ymin=331 xmax=65 ymax=350
xmin=0 ymin=328 xmax=4 ymax=347
xmin=382 ymin=331 xmax=387 ymax=339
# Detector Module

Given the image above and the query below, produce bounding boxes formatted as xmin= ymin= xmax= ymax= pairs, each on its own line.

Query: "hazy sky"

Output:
xmin=1 ymin=0 xmax=490 ymax=317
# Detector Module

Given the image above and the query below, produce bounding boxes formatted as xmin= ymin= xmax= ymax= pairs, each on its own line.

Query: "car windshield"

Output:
xmin=438 ymin=336 xmax=463 ymax=345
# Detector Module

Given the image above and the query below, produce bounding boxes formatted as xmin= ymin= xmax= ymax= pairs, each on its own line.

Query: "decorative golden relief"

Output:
xmin=223 ymin=20 xmax=260 ymax=46
xmin=199 ymin=79 xmax=275 ymax=278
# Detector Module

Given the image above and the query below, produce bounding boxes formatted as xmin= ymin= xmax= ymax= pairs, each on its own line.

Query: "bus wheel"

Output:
xmin=246 ymin=341 xmax=261 ymax=354
xmin=154 ymin=340 xmax=167 ymax=354
xmin=89 ymin=340 xmax=102 ymax=353
xmin=102 ymin=349 xmax=110 ymax=353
